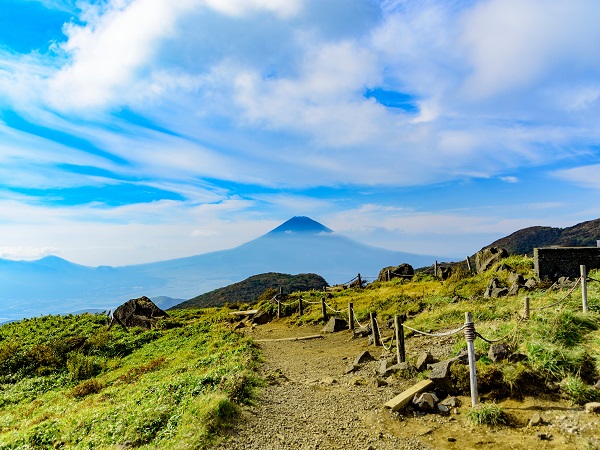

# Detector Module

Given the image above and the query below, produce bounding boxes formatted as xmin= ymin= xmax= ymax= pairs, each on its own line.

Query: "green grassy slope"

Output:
xmin=172 ymin=272 xmax=328 ymax=309
xmin=0 ymin=310 xmax=258 ymax=449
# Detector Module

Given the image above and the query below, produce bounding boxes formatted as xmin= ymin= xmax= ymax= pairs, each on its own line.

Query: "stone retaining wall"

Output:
xmin=534 ymin=247 xmax=600 ymax=280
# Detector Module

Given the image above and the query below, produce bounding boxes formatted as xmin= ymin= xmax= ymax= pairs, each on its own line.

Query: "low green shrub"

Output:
xmin=466 ymin=402 xmax=507 ymax=426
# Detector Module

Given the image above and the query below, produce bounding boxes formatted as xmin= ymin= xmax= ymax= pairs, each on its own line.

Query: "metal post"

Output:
xmin=277 ymin=298 xmax=281 ymax=319
xmin=464 ymin=312 xmax=478 ymax=407
xmin=523 ymin=296 xmax=530 ymax=320
xmin=370 ymin=312 xmax=381 ymax=346
xmin=394 ymin=314 xmax=406 ymax=363
xmin=321 ymin=297 xmax=327 ymax=321
xmin=387 ymin=270 xmax=391 ymax=282
xmin=348 ymin=302 xmax=354 ymax=330
xmin=581 ymin=265 xmax=589 ymax=313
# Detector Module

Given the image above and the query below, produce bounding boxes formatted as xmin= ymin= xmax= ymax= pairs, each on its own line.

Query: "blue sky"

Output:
xmin=1 ymin=0 xmax=600 ymax=266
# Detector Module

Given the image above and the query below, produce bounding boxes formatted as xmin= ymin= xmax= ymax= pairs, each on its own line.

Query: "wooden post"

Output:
xmin=299 ymin=297 xmax=304 ymax=316
xmin=357 ymin=273 xmax=362 ymax=288
xmin=434 ymin=261 xmax=438 ymax=278
xmin=581 ymin=265 xmax=589 ymax=313
xmin=394 ymin=314 xmax=406 ymax=363
xmin=321 ymin=297 xmax=328 ymax=321
xmin=277 ymin=298 xmax=281 ymax=319
xmin=464 ymin=312 xmax=478 ymax=407
xmin=348 ymin=302 xmax=354 ymax=330
xmin=466 ymin=256 xmax=472 ymax=272
xmin=523 ymin=296 xmax=530 ymax=320
xmin=370 ymin=312 xmax=381 ymax=346
xmin=387 ymin=269 xmax=391 ymax=282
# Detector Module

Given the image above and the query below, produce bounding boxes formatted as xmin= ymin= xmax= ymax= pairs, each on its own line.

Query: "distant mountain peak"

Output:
xmin=267 ymin=216 xmax=333 ymax=236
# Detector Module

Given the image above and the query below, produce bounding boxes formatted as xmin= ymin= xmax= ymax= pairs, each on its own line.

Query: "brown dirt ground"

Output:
xmin=213 ymin=321 xmax=600 ymax=450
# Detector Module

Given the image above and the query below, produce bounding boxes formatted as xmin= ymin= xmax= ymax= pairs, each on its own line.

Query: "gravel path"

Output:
xmin=212 ymin=322 xmax=600 ymax=450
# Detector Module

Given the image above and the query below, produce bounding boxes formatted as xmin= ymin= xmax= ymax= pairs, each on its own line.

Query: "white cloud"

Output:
xmin=0 ymin=246 xmax=58 ymax=260
xmin=554 ymin=164 xmax=600 ymax=189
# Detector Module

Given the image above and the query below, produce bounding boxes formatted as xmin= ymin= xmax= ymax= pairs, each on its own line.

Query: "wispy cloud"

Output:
xmin=0 ymin=0 xmax=599 ymax=264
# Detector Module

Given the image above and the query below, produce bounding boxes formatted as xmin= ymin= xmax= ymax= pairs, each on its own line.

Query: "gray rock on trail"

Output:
xmin=321 ymin=317 xmax=348 ymax=333
xmin=413 ymin=392 xmax=438 ymax=410
xmin=529 ymin=413 xmax=545 ymax=426
xmin=585 ymin=402 xmax=600 ymax=413
xmin=354 ymin=351 xmax=375 ymax=365
xmin=488 ymin=343 xmax=510 ymax=362
xmin=428 ymin=360 xmax=455 ymax=392
xmin=415 ymin=352 xmax=435 ymax=372
xmin=474 ymin=247 xmax=508 ymax=273
xmin=353 ymin=325 xmax=371 ymax=338
xmin=439 ymin=396 xmax=460 ymax=408
xmin=251 ymin=311 xmax=274 ymax=325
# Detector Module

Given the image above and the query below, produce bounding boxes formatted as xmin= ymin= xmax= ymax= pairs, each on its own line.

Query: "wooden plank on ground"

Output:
xmin=384 ymin=379 xmax=435 ymax=411
xmin=255 ymin=335 xmax=324 ymax=343
xmin=228 ymin=310 xmax=259 ymax=317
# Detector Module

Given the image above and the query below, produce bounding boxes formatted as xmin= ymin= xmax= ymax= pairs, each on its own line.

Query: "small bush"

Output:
xmin=561 ymin=376 xmax=600 ymax=405
xmin=467 ymin=403 xmax=507 ymax=426
xmin=66 ymin=352 xmax=104 ymax=381
xmin=70 ymin=379 xmax=104 ymax=398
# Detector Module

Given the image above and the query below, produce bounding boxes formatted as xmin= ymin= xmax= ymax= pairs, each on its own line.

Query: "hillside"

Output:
xmin=1 ymin=256 xmax=599 ymax=449
xmin=172 ymin=272 xmax=328 ymax=309
xmin=489 ymin=218 xmax=600 ymax=254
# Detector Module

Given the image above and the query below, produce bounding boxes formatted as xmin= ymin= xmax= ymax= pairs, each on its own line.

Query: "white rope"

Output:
xmin=374 ymin=317 xmax=391 ymax=351
xmin=324 ymin=302 xmax=343 ymax=314
xmin=402 ymin=323 xmax=466 ymax=337
xmin=351 ymin=306 xmax=366 ymax=329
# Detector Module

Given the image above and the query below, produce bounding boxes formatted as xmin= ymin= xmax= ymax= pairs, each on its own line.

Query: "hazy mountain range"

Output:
xmin=0 ymin=217 xmax=440 ymax=322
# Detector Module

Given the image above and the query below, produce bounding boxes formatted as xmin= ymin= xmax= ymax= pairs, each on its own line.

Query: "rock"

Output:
xmin=484 ymin=278 xmax=509 ymax=298
xmin=529 ymin=412 xmax=544 ymax=426
xmin=416 ymin=352 xmax=435 ymax=372
xmin=447 ymin=437 xmax=456 ymax=442
xmin=109 ymin=296 xmax=169 ymax=329
xmin=537 ymin=433 xmax=552 ymax=441
xmin=507 ymin=283 xmax=521 ymax=296
xmin=428 ymin=359 xmax=455 ymax=392
xmin=372 ymin=378 xmax=388 ymax=387
xmin=474 ymin=247 xmax=508 ymax=273
xmin=436 ymin=266 xmax=452 ymax=280
xmin=437 ymin=404 xmax=450 ymax=414
xmin=508 ymin=272 xmax=524 ymax=285
xmin=251 ymin=311 xmax=273 ymax=325
xmin=413 ymin=392 xmax=438 ymax=410
xmin=321 ymin=317 xmax=348 ymax=333
xmin=353 ymin=351 xmax=375 ymax=365
xmin=488 ymin=343 xmax=510 ymax=362
xmin=439 ymin=396 xmax=460 ymax=408
xmin=344 ymin=363 xmax=360 ymax=374
xmin=585 ymin=402 xmax=600 ymax=413
xmin=496 ymin=264 xmax=513 ymax=272
xmin=524 ymin=278 xmax=538 ymax=289
xmin=321 ymin=377 xmax=337 ymax=385
xmin=378 ymin=264 xmax=414 ymax=282
xmin=353 ymin=325 xmax=371 ymax=338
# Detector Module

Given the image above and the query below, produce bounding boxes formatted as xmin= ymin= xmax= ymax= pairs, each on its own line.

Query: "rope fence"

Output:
xmin=263 ymin=263 xmax=596 ymax=408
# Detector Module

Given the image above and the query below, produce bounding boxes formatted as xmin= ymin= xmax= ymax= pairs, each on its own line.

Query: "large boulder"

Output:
xmin=110 ymin=296 xmax=169 ymax=329
xmin=474 ymin=247 xmax=509 ymax=273
xmin=378 ymin=264 xmax=414 ymax=282
xmin=321 ymin=317 xmax=348 ymax=333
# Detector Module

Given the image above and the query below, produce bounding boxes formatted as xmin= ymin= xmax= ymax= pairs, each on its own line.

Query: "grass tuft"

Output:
xmin=466 ymin=402 xmax=508 ymax=426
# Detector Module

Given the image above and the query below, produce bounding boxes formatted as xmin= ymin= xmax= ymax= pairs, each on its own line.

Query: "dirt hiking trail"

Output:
xmin=213 ymin=322 xmax=599 ymax=450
